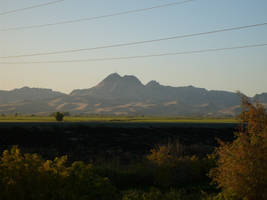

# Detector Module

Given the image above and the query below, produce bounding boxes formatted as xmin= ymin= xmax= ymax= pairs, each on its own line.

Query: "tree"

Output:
xmin=209 ymin=96 xmax=267 ymax=200
xmin=54 ymin=112 xmax=64 ymax=122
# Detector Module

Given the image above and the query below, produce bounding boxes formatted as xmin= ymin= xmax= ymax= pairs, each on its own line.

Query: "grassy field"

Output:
xmin=0 ymin=115 xmax=238 ymax=123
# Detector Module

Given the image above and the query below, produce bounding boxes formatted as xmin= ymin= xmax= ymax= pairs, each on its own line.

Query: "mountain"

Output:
xmin=0 ymin=74 xmax=266 ymax=116
xmin=253 ymin=93 xmax=267 ymax=103
xmin=71 ymin=73 xmax=145 ymax=100
xmin=0 ymin=87 xmax=66 ymax=104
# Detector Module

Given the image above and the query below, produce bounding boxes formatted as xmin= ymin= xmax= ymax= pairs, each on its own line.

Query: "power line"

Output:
xmin=1 ymin=22 xmax=267 ymax=59
xmin=0 ymin=0 xmax=65 ymax=16
xmin=0 ymin=0 xmax=198 ymax=31
xmin=1 ymin=43 xmax=266 ymax=64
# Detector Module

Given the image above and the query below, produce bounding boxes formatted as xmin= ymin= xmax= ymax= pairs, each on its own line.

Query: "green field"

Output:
xmin=0 ymin=115 xmax=238 ymax=123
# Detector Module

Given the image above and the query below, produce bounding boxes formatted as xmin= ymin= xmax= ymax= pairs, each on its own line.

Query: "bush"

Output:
xmin=122 ymin=188 xmax=184 ymax=200
xmin=122 ymin=188 xmax=204 ymax=200
xmin=64 ymin=161 xmax=118 ymax=200
xmin=0 ymin=146 xmax=118 ymax=200
xmin=147 ymin=141 xmax=215 ymax=188
xmin=209 ymin=97 xmax=267 ymax=200
xmin=93 ymin=162 xmax=155 ymax=190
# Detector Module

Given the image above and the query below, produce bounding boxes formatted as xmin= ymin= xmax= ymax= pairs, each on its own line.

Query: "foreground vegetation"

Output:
xmin=0 ymin=115 xmax=237 ymax=123
xmin=0 ymin=145 xmax=215 ymax=200
xmin=0 ymin=98 xmax=265 ymax=200
xmin=209 ymin=98 xmax=267 ymax=199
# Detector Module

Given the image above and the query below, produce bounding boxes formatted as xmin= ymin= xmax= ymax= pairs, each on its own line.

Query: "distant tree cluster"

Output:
xmin=50 ymin=111 xmax=71 ymax=121
xmin=54 ymin=112 xmax=64 ymax=121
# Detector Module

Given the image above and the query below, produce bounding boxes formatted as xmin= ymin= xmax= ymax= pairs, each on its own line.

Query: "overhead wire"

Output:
xmin=1 ymin=22 xmax=267 ymax=59
xmin=0 ymin=0 xmax=65 ymax=16
xmin=1 ymin=43 xmax=266 ymax=64
xmin=0 ymin=0 xmax=198 ymax=31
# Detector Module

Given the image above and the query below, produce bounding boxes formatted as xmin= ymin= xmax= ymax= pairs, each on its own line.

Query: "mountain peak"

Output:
xmin=96 ymin=73 xmax=122 ymax=88
xmin=122 ymin=75 xmax=143 ymax=86
xmin=146 ymin=80 xmax=160 ymax=87
xmin=103 ymin=73 xmax=121 ymax=81
xmin=100 ymin=73 xmax=143 ymax=86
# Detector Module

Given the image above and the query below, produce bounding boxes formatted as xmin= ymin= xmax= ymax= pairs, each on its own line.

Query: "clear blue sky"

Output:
xmin=1 ymin=0 xmax=267 ymax=96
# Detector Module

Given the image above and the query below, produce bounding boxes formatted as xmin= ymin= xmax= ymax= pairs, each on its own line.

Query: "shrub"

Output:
xmin=147 ymin=141 xmax=214 ymax=188
xmin=122 ymin=188 xmax=184 ymax=200
xmin=209 ymin=97 xmax=267 ymax=200
xmin=64 ymin=161 xmax=118 ymax=200
xmin=0 ymin=146 xmax=118 ymax=200
xmin=93 ymin=162 xmax=155 ymax=190
xmin=147 ymin=140 xmax=185 ymax=166
xmin=122 ymin=188 xmax=203 ymax=200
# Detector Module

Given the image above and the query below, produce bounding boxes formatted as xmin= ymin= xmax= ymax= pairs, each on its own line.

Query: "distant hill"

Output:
xmin=0 ymin=73 xmax=266 ymax=116
xmin=0 ymin=87 xmax=65 ymax=104
xmin=253 ymin=93 xmax=267 ymax=102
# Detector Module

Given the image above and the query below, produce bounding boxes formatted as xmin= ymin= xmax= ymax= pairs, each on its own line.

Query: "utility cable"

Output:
xmin=0 ymin=0 xmax=65 ymax=16
xmin=1 ymin=22 xmax=267 ymax=59
xmin=0 ymin=0 xmax=198 ymax=31
xmin=1 ymin=43 xmax=266 ymax=64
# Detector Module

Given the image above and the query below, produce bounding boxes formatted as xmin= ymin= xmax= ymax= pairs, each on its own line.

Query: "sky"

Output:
xmin=0 ymin=0 xmax=267 ymax=97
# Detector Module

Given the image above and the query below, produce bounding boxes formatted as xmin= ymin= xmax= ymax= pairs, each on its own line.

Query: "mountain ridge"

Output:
xmin=0 ymin=73 xmax=266 ymax=116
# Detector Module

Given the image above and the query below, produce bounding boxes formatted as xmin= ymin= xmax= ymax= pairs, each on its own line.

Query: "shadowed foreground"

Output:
xmin=0 ymin=122 xmax=236 ymax=163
